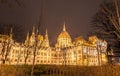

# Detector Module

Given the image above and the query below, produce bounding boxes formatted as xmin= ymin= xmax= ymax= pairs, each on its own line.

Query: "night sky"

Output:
xmin=0 ymin=0 xmax=104 ymax=45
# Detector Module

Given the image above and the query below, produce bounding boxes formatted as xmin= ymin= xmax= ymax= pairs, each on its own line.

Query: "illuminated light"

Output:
xmin=0 ymin=24 xmax=108 ymax=66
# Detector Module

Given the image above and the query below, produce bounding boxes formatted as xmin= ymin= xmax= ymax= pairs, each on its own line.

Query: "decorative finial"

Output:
xmin=25 ymin=32 xmax=30 ymax=45
xmin=32 ymin=26 xmax=35 ymax=34
xmin=63 ymin=22 xmax=66 ymax=31
xmin=36 ymin=28 xmax=39 ymax=34
xmin=26 ymin=32 xmax=29 ymax=39
xmin=10 ymin=27 xmax=13 ymax=40
xmin=10 ymin=27 xmax=13 ymax=34
xmin=46 ymin=28 xmax=48 ymax=36
xmin=45 ymin=28 xmax=49 ymax=40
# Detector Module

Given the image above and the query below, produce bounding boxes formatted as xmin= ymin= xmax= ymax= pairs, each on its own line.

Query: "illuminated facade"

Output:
xmin=0 ymin=23 xmax=108 ymax=66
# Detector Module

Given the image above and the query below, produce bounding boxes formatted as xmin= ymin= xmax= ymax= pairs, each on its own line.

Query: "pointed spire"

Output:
xmin=26 ymin=32 xmax=30 ymax=40
xmin=32 ymin=26 xmax=35 ymax=34
xmin=36 ymin=28 xmax=39 ymax=34
xmin=45 ymin=28 xmax=48 ymax=36
xmin=45 ymin=28 xmax=48 ymax=40
xmin=25 ymin=32 xmax=30 ymax=45
xmin=41 ymin=28 xmax=50 ymax=47
xmin=63 ymin=22 xmax=66 ymax=31
xmin=10 ymin=28 xmax=13 ymax=40
xmin=10 ymin=28 xmax=12 ymax=34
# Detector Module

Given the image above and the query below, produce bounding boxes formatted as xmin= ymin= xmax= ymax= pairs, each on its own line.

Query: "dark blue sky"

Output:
xmin=0 ymin=0 xmax=104 ymax=45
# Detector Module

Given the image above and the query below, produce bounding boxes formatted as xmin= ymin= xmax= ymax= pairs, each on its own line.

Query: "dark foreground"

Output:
xmin=0 ymin=64 xmax=120 ymax=76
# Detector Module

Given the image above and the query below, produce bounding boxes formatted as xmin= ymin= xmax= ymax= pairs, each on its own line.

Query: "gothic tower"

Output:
xmin=25 ymin=32 xmax=30 ymax=46
xmin=41 ymin=29 xmax=50 ymax=47
xmin=9 ymin=28 xmax=13 ymax=40
xmin=29 ymin=26 xmax=36 ymax=46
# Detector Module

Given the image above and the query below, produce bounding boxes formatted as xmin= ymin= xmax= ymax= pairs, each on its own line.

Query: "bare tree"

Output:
xmin=101 ymin=0 xmax=120 ymax=40
xmin=0 ymin=36 xmax=8 ymax=64
xmin=24 ymin=32 xmax=31 ymax=65
xmin=17 ymin=44 xmax=21 ymax=65
xmin=24 ymin=46 xmax=31 ymax=65
xmin=0 ymin=28 xmax=12 ymax=64
xmin=92 ymin=0 xmax=120 ymax=53
xmin=0 ymin=24 xmax=24 ymax=64
xmin=31 ymin=30 xmax=38 ymax=76
xmin=31 ymin=0 xmax=44 ymax=76
xmin=3 ymin=38 xmax=12 ymax=64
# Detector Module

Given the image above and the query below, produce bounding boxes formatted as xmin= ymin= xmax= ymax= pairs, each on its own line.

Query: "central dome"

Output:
xmin=58 ymin=22 xmax=71 ymax=39
xmin=58 ymin=31 xmax=71 ymax=39
xmin=55 ymin=22 xmax=72 ymax=48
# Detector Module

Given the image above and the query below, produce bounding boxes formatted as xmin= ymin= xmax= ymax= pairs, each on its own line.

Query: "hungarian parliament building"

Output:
xmin=0 ymin=23 xmax=108 ymax=66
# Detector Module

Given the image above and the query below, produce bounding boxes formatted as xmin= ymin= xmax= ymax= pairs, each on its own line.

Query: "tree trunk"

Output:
xmin=31 ymin=36 xmax=37 ymax=76
xmin=31 ymin=46 xmax=37 ymax=76
xmin=2 ymin=40 xmax=11 ymax=64
xmin=24 ymin=48 xmax=30 ymax=65
xmin=97 ymin=44 xmax=101 ymax=66
xmin=24 ymin=56 xmax=27 ymax=65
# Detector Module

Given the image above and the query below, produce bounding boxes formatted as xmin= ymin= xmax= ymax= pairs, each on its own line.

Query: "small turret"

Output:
xmin=41 ymin=28 xmax=50 ymax=47
xmin=63 ymin=22 xmax=66 ymax=31
xmin=25 ymin=32 xmax=30 ymax=46
xmin=45 ymin=29 xmax=48 ymax=40
xmin=29 ymin=26 xmax=36 ymax=46
xmin=32 ymin=26 xmax=35 ymax=35
xmin=10 ymin=28 xmax=13 ymax=40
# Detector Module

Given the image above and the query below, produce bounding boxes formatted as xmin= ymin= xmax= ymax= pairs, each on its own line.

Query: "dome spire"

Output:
xmin=41 ymin=28 xmax=50 ymax=47
xmin=10 ymin=27 xmax=13 ymax=40
xmin=26 ymin=32 xmax=30 ymax=41
xmin=45 ymin=28 xmax=48 ymax=40
xmin=63 ymin=22 xmax=66 ymax=31
xmin=32 ymin=26 xmax=35 ymax=35
xmin=45 ymin=28 xmax=48 ymax=36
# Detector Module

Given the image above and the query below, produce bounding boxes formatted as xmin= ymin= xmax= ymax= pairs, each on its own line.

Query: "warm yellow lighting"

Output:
xmin=0 ymin=23 xmax=108 ymax=66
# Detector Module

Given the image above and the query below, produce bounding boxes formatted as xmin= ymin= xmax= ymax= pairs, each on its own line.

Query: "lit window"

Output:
xmin=20 ymin=59 xmax=22 ymax=62
xmin=28 ymin=60 xmax=31 ymax=62
xmin=15 ymin=59 xmax=17 ymax=62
